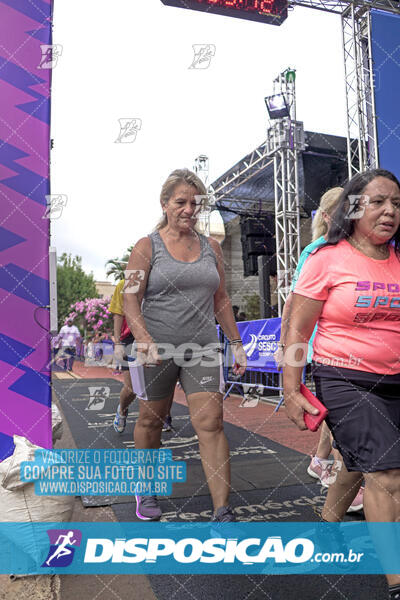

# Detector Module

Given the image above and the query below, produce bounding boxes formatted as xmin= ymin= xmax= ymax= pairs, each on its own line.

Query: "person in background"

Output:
xmin=75 ymin=335 xmax=84 ymax=361
xmin=85 ymin=335 xmax=95 ymax=363
xmin=57 ymin=319 xmax=81 ymax=372
xmin=238 ymin=311 xmax=247 ymax=322
xmin=276 ymin=187 xmax=364 ymax=513
xmin=110 ymin=279 xmax=174 ymax=434
xmin=112 ymin=337 xmax=123 ymax=373
xmin=124 ymin=168 xmax=246 ymax=522
xmin=101 ymin=330 xmax=114 ymax=368
xmin=232 ymin=305 xmax=240 ymax=321
xmin=93 ymin=331 xmax=103 ymax=363
xmin=51 ymin=334 xmax=60 ymax=366
xmin=109 ymin=279 xmax=137 ymax=433
xmin=283 ymin=169 xmax=400 ymax=600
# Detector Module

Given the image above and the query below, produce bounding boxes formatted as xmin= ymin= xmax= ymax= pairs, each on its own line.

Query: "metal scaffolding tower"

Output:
xmin=193 ymin=154 xmax=210 ymax=186
xmin=288 ymin=0 xmax=399 ymax=13
xmin=341 ymin=5 xmax=378 ymax=177
xmin=193 ymin=154 xmax=213 ymax=236
xmin=208 ymin=0 xmax=400 ymax=311
xmin=290 ymin=0 xmax=399 ymax=175
xmin=266 ymin=69 xmax=305 ymax=315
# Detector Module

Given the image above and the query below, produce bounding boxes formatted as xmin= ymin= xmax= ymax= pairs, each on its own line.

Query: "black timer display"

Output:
xmin=160 ymin=0 xmax=288 ymax=25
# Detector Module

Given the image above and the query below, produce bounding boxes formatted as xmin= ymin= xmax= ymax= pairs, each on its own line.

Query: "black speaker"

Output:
xmin=240 ymin=215 xmax=275 ymax=237
xmin=243 ymin=255 xmax=258 ymax=277
xmin=242 ymin=251 xmax=277 ymax=277
xmin=240 ymin=215 xmax=276 ymax=277
xmin=302 ymin=154 xmax=347 ymax=216
xmin=242 ymin=236 xmax=275 ymax=256
xmin=263 ymin=253 xmax=277 ymax=277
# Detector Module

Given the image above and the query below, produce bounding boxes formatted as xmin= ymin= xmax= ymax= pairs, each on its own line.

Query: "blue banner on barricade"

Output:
xmin=1 ymin=521 xmax=399 ymax=575
xmin=234 ymin=319 xmax=281 ymax=373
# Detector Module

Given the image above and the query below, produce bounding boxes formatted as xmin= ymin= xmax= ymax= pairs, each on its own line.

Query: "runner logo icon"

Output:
xmin=42 ymin=529 xmax=82 ymax=567
xmin=189 ymin=44 xmax=216 ymax=69
xmin=86 ymin=386 xmax=110 ymax=411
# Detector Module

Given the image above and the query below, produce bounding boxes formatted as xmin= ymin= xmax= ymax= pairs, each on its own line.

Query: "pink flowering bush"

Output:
xmin=64 ymin=297 xmax=113 ymax=334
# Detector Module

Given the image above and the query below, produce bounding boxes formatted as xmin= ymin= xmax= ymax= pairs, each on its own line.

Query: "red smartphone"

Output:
xmin=300 ymin=383 xmax=328 ymax=432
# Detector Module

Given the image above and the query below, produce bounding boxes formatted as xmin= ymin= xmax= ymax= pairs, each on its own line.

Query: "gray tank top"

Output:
xmin=142 ymin=231 xmax=220 ymax=351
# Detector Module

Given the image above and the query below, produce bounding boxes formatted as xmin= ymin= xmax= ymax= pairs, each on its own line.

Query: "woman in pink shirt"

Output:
xmin=283 ymin=169 xmax=400 ymax=598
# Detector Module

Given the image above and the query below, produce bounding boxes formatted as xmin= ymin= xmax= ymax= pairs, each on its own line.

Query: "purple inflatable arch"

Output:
xmin=0 ymin=0 xmax=53 ymax=460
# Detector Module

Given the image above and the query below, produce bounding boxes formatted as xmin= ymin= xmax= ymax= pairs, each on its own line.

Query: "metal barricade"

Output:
xmin=221 ymin=319 xmax=306 ymax=408
xmin=222 ymin=326 xmax=283 ymax=405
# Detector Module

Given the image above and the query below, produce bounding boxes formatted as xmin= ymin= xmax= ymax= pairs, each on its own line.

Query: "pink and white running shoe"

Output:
xmin=307 ymin=456 xmax=335 ymax=488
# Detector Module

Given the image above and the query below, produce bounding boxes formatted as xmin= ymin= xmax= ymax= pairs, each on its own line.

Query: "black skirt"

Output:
xmin=312 ymin=363 xmax=400 ymax=473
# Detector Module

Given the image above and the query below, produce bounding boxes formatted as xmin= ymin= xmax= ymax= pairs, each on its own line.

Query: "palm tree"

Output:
xmin=105 ymin=245 xmax=133 ymax=282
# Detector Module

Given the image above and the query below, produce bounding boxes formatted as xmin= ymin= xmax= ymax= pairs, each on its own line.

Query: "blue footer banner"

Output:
xmin=1 ymin=522 xmax=399 ymax=575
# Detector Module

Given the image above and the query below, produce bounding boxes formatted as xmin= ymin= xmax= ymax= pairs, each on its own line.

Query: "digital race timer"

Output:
xmin=160 ymin=0 xmax=288 ymax=26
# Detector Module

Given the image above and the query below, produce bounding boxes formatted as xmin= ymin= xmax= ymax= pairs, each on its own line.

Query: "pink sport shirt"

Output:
xmin=294 ymin=239 xmax=400 ymax=375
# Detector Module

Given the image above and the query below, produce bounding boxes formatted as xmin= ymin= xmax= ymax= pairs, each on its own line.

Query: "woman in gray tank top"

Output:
xmin=124 ymin=168 xmax=247 ymax=523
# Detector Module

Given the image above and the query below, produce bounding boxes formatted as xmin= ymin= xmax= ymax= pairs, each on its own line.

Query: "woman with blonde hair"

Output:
xmin=311 ymin=186 xmax=343 ymax=240
xmin=276 ymin=187 xmax=363 ymax=502
xmin=276 ymin=187 xmax=343 ymax=363
xmin=124 ymin=168 xmax=246 ymax=522
xmin=276 ymin=186 xmax=364 ymax=512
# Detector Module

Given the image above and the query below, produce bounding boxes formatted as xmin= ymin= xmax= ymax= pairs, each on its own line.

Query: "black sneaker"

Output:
xmin=315 ymin=521 xmax=354 ymax=572
xmin=212 ymin=505 xmax=236 ymax=522
xmin=210 ymin=507 xmax=247 ymax=547
xmin=389 ymin=586 xmax=400 ymax=600
xmin=162 ymin=415 xmax=172 ymax=432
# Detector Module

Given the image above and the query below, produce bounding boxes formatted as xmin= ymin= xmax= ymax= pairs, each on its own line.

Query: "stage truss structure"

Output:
xmin=266 ymin=69 xmax=305 ymax=314
xmin=206 ymin=0 xmax=400 ymax=313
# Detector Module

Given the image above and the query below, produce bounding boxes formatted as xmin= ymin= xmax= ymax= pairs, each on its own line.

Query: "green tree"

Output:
xmin=243 ymin=293 xmax=261 ymax=321
xmin=57 ymin=253 xmax=99 ymax=329
xmin=105 ymin=245 xmax=133 ymax=282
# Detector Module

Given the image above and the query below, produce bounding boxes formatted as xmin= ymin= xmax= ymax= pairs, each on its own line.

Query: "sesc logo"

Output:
xmin=243 ymin=334 xmax=278 ymax=359
xmin=84 ymin=536 xmax=314 ymax=565
xmin=42 ymin=529 xmax=82 ymax=567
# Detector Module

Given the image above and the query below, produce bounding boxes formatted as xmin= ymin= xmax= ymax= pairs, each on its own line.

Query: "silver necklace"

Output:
xmin=348 ymin=237 xmax=389 ymax=259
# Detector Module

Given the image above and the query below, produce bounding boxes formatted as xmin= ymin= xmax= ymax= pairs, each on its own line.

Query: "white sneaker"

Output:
xmin=113 ymin=406 xmax=127 ymax=434
xmin=307 ymin=456 xmax=335 ymax=488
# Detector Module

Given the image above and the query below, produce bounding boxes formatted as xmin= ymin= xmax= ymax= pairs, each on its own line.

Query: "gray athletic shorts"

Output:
xmin=128 ymin=348 xmax=225 ymax=401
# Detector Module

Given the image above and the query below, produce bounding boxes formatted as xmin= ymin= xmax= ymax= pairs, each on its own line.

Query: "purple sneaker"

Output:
xmin=135 ymin=495 xmax=162 ymax=521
